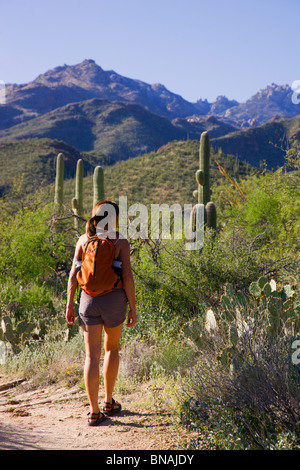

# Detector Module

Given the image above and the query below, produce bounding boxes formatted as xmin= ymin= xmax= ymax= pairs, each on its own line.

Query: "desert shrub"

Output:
xmin=119 ymin=339 xmax=156 ymax=382
xmin=119 ymin=336 xmax=195 ymax=384
xmin=219 ymin=168 xmax=300 ymax=260
xmin=128 ymin=220 xmax=297 ymax=344
xmin=2 ymin=333 xmax=85 ymax=386
xmin=181 ymin=278 xmax=300 ymax=449
xmin=0 ymin=200 xmax=69 ymax=284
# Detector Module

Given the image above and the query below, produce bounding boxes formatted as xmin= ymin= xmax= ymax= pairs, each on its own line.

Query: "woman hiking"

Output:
xmin=66 ymin=200 xmax=137 ymax=426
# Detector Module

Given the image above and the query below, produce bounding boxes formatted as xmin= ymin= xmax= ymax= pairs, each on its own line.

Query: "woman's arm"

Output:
xmin=66 ymin=266 xmax=78 ymax=325
xmin=66 ymin=235 xmax=85 ymax=325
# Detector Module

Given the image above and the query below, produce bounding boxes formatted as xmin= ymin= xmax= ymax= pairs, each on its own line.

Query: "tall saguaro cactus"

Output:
xmin=93 ymin=165 xmax=104 ymax=207
xmin=54 ymin=153 xmax=64 ymax=209
xmin=75 ymin=159 xmax=84 ymax=216
xmin=194 ymin=132 xmax=217 ymax=230
xmin=197 ymin=131 xmax=210 ymax=205
xmin=54 ymin=156 xmax=106 ymax=225
xmin=72 ymin=159 xmax=84 ymax=230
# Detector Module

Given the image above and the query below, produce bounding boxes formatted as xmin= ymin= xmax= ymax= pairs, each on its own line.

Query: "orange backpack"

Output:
xmin=76 ymin=236 xmax=122 ymax=297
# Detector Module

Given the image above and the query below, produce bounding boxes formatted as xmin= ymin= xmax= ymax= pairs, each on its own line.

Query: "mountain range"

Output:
xmin=1 ymin=59 xmax=300 ymax=169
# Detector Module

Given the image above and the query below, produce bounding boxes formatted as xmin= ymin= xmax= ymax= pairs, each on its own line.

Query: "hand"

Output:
xmin=66 ymin=305 xmax=76 ymax=325
xmin=126 ymin=309 xmax=137 ymax=327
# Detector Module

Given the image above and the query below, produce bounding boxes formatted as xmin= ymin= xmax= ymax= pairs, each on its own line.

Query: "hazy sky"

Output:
xmin=1 ymin=0 xmax=299 ymax=103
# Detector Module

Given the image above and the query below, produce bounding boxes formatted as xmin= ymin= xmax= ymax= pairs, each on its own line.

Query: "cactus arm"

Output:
xmin=205 ymin=201 xmax=217 ymax=230
xmin=196 ymin=169 xmax=205 ymax=186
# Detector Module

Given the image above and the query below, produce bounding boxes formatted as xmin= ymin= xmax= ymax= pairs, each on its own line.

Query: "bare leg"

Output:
xmin=83 ymin=323 xmax=103 ymax=415
xmin=103 ymin=323 xmax=123 ymax=404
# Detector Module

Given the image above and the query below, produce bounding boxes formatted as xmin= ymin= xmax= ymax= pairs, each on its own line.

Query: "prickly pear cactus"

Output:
xmin=0 ymin=314 xmax=74 ymax=353
xmin=248 ymin=277 xmax=299 ymax=335
xmin=0 ymin=316 xmax=35 ymax=352
xmin=182 ymin=277 xmax=299 ymax=370
xmin=0 ymin=316 xmax=14 ymax=344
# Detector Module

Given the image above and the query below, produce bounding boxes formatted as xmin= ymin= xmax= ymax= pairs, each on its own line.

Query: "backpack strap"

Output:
xmin=113 ymin=235 xmax=120 ymax=246
xmin=81 ymin=236 xmax=98 ymax=259
xmin=82 ymin=233 xmax=117 ymax=260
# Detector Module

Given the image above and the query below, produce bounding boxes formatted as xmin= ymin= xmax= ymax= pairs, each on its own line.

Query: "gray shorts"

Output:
xmin=78 ymin=288 xmax=127 ymax=328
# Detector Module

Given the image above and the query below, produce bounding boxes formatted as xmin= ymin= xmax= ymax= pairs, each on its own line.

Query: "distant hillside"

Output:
xmin=61 ymin=140 xmax=257 ymax=213
xmin=210 ymin=114 xmax=300 ymax=169
xmin=0 ymin=99 xmax=189 ymax=159
xmin=3 ymin=60 xmax=300 ymax=133
xmin=0 ymin=98 xmax=239 ymax=160
xmin=0 ymin=137 xmax=256 ymax=208
xmin=0 ymin=138 xmax=98 ymax=196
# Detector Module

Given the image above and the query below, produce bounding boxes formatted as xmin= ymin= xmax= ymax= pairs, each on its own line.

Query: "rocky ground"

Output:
xmin=0 ymin=377 xmax=193 ymax=451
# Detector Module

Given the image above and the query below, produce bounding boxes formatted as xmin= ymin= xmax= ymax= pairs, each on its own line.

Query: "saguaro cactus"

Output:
xmin=194 ymin=132 xmax=217 ymax=229
xmin=75 ymin=159 xmax=84 ymax=217
xmin=54 ymin=153 xmax=64 ymax=208
xmin=197 ymin=131 xmax=210 ymax=205
xmin=72 ymin=158 xmax=84 ymax=229
xmin=93 ymin=165 xmax=104 ymax=207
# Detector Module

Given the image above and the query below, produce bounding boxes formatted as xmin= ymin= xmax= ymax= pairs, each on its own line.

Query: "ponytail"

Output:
xmin=87 ymin=200 xmax=119 ymax=237
xmin=86 ymin=216 xmax=101 ymax=238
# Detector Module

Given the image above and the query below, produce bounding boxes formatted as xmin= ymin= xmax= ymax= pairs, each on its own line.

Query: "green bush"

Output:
xmin=0 ymin=200 xmax=69 ymax=284
xmin=221 ymin=169 xmax=300 ymax=257
xmin=129 ymin=220 xmax=297 ymax=337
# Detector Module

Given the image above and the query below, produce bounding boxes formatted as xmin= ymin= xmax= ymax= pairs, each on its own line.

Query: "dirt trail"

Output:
xmin=0 ymin=377 xmax=189 ymax=451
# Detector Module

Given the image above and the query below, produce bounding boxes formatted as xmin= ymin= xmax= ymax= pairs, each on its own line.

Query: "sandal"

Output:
xmin=103 ymin=398 xmax=122 ymax=416
xmin=87 ymin=411 xmax=106 ymax=426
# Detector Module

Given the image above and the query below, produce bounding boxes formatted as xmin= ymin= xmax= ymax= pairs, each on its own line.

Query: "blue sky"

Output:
xmin=1 ymin=0 xmax=299 ymax=103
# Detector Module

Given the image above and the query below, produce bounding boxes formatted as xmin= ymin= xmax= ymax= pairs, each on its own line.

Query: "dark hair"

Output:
xmin=87 ymin=200 xmax=119 ymax=237
xmin=86 ymin=215 xmax=102 ymax=238
xmin=92 ymin=200 xmax=119 ymax=217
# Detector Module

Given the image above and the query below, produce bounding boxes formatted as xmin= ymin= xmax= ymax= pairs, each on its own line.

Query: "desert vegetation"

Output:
xmin=0 ymin=136 xmax=299 ymax=449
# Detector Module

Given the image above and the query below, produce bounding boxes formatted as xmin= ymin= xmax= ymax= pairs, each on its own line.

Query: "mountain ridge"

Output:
xmin=216 ymin=83 xmax=299 ymax=127
xmin=4 ymin=59 xmax=198 ymax=124
xmin=1 ymin=59 xmax=300 ymax=170
xmin=3 ymin=59 xmax=300 ymax=130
